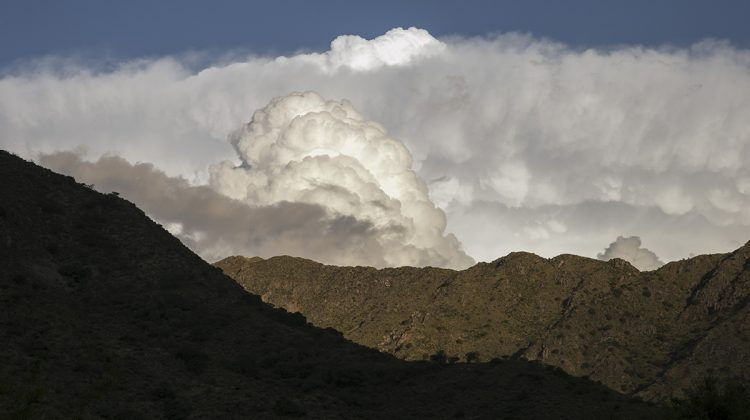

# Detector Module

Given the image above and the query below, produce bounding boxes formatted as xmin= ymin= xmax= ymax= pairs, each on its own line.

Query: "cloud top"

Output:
xmin=299 ymin=27 xmax=445 ymax=72
xmin=210 ymin=91 xmax=474 ymax=269
xmin=39 ymin=151 xmax=403 ymax=267
xmin=597 ymin=236 xmax=664 ymax=271
xmin=4 ymin=28 xmax=750 ymax=263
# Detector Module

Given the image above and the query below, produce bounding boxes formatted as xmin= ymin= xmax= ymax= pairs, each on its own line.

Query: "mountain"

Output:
xmin=0 ymin=149 xmax=661 ymax=419
xmin=216 ymin=241 xmax=750 ymax=402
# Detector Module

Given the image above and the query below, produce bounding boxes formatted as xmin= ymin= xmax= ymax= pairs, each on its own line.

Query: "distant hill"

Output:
xmin=0 ymin=149 xmax=661 ymax=418
xmin=216 ymin=241 xmax=750 ymax=402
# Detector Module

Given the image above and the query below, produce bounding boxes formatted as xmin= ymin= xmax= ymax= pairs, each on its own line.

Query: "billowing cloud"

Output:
xmin=39 ymin=151 xmax=415 ymax=267
xmin=597 ymin=236 xmax=664 ymax=271
xmin=3 ymin=27 xmax=750 ymax=263
xmin=209 ymin=91 xmax=473 ymax=268
xmin=296 ymin=27 xmax=445 ymax=72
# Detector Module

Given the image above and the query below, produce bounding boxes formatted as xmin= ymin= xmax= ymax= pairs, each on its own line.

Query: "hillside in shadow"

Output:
xmin=0 ymin=149 xmax=663 ymax=418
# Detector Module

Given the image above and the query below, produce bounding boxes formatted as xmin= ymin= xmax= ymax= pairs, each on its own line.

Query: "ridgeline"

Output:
xmin=217 ymin=239 xmax=750 ymax=403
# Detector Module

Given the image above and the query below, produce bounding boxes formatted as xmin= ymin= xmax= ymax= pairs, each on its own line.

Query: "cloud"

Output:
xmin=38 ymin=151 xmax=397 ymax=267
xmin=597 ymin=236 xmax=664 ymax=271
xmin=209 ymin=91 xmax=473 ymax=268
xmin=4 ymin=27 xmax=750 ymax=263
xmin=297 ymin=27 xmax=446 ymax=72
xmin=38 ymin=89 xmax=474 ymax=269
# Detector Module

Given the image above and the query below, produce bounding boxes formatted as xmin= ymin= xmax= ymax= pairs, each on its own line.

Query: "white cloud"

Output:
xmin=654 ymin=187 xmax=694 ymax=215
xmin=523 ymin=225 xmax=550 ymax=241
xmin=297 ymin=27 xmax=446 ymax=72
xmin=3 ymin=27 xmax=750 ymax=264
xmin=547 ymin=220 xmax=567 ymax=234
xmin=209 ymin=91 xmax=473 ymax=268
xmin=597 ymin=236 xmax=664 ymax=271
xmin=39 ymin=151 xmax=410 ymax=268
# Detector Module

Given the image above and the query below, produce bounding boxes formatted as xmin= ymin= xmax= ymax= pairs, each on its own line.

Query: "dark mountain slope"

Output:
xmin=216 ymin=240 xmax=750 ymax=402
xmin=0 ymin=149 xmax=660 ymax=419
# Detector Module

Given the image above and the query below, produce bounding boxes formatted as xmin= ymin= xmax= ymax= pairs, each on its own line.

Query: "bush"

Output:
xmin=429 ymin=350 xmax=448 ymax=364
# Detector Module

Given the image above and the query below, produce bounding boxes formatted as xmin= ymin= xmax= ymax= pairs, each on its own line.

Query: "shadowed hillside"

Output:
xmin=216 ymin=240 xmax=750 ymax=402
xmin=0 ymin=149 xmax=662 ymax=418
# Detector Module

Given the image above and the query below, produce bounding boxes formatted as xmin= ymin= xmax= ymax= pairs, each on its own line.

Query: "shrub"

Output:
xmin=429 ymin=350 xmax=448 ymax=364
xmin=465 ymin=351 xmax=480 ymax=363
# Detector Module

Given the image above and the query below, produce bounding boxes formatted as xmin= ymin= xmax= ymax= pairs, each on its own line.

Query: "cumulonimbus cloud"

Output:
xmin=597 ymin=236 xmax=664 ymax=271
xmin=40 ymin=151 xmax=468 ymax=268
xmin=4 ymin=27 xmax=750 ymax=263
xmin=209 ymin=91 xmax=473 ymax=268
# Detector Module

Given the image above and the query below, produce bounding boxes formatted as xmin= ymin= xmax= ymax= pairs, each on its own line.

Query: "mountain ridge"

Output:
xmin=0 ymin=149 xmax=661 ymax=418
xmin=216 ymin=242 xmax=750 ymax=402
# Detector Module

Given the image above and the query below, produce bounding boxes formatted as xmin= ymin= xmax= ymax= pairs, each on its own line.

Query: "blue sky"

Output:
xmin=2 ymin=0 xmax=750 ymax=67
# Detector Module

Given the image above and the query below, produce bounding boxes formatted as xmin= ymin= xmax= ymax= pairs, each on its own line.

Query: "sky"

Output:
xmin=3 ymin=0 xmax=750 ymax=67
xmin=2 ymin=1 xmax=750 ymax=270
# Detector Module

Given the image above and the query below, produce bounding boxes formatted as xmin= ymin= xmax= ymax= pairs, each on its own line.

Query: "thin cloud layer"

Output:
xmin=597 ymin=236 xmax=664 ymax=271
xmin=3 ymin=27 xmax=750 ymax=263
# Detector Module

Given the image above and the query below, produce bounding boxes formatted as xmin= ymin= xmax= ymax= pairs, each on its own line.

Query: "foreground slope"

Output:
xmin=216 ymin=243 xmax=750 ymax=402
xmin=0 ymin=149 xmax=660 ymax=419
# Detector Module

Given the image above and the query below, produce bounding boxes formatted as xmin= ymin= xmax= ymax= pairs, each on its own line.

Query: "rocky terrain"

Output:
xmin=217 ymin=240 xmax=750 ymax=403
xmin=0 ymin=149 xmax=664 ymax=419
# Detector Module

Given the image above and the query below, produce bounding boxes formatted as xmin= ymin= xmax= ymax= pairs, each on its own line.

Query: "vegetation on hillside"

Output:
xmin=216 ymin=238 xmax=750 ymax=404
xmin=0 ymin=150 xmax=662 ymax=418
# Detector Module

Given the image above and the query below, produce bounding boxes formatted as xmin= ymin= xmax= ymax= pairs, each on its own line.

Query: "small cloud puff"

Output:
xmin=597 ymin=236 xmax=664 ymax=271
